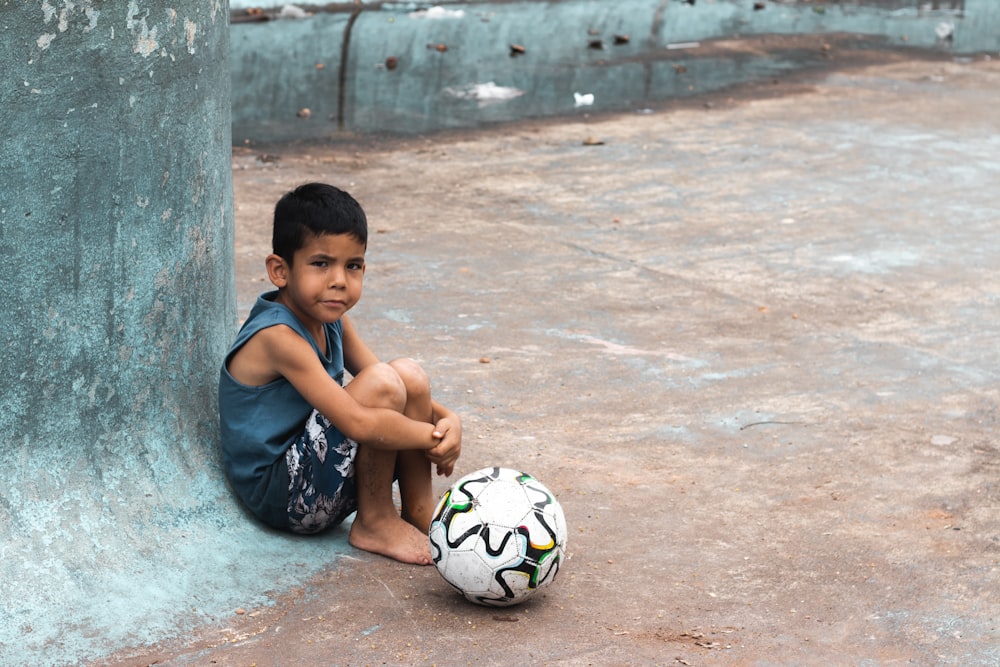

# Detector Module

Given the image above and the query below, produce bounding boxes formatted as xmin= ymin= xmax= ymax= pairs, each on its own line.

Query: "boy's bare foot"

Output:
xmin=349 ymin=513 xmax=432 ymax=565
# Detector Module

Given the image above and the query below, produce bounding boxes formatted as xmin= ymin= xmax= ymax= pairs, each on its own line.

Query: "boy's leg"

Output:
xmin=388 ymin=358 xmax=436 ymax=533
xmin=345 ymin=362 xmax=431 ymax=565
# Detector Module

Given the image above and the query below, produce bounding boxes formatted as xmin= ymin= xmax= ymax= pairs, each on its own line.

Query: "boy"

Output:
xmin=218 ymin=183 xmax=461 ymax=565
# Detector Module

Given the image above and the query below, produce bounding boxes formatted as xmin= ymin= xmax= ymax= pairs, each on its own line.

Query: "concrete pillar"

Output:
xmin=0 ymin=2 xmax=235 ymax=663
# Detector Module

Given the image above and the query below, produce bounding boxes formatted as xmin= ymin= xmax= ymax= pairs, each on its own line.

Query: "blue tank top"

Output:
xmin=218 ymin=291 xmax=345 ymax=529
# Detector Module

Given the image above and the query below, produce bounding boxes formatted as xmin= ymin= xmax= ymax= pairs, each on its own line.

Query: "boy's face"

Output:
xmin=267 ymin=232 xmax=366 ymax=327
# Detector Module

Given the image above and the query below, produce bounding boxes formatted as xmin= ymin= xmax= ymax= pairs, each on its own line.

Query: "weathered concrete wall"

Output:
xmin=0 ymin=2 xmax=235 ymax=664
xmin=231 ymin=0 xmax=999 ymax=142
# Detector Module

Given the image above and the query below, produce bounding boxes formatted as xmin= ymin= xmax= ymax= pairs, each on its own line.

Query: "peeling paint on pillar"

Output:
xmin=1 ymin=1 xmax=237 ymax=664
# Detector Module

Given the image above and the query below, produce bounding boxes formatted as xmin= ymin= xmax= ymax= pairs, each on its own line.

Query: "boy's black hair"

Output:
xmin=272 ymin=183 xmax=368 ymax=263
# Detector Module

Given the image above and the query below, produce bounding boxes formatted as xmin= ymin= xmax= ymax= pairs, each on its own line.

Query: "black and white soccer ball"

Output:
xmin=428 ymin=466 xmax=568 ymax=606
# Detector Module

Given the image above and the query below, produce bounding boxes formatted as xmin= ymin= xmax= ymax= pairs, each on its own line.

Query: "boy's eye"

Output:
xmin=348 ymin=261 xmax=364 ymax=270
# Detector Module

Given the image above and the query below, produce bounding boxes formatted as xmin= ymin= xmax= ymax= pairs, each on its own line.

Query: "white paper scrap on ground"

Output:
xmin=445 ymin=82 xmax=525 ymax=107
xmin=410 ymin=6 xmax=466 ymax=19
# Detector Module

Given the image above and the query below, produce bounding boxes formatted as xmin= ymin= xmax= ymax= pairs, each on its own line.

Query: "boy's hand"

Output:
xmin=427 ymin=416 xmax=461 ymax=477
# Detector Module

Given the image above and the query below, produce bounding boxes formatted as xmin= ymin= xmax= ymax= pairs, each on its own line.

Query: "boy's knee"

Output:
xmin=363 ymin=362 xmax=407 ymax=411
xmin=389 ymin=358 xmax=430 ymax=395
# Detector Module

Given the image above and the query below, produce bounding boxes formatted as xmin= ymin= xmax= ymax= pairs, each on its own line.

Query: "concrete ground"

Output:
xmin=104 ymin=52 xmax=999 ymax=666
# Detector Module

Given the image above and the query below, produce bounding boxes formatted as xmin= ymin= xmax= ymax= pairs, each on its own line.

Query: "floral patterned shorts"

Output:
xmin=285 ymin=410 xmax=359 ymax=534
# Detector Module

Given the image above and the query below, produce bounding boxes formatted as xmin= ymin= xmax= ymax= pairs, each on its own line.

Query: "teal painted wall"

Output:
xmin=231 ymin=0 xmax=999 ymax=143
xmin=0 ymin=2 xmax=237 ymax=663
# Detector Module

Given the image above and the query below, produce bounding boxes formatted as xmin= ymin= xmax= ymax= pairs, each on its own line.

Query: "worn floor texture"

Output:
xmin=102 ymin=52 xmax=1000 ymax=666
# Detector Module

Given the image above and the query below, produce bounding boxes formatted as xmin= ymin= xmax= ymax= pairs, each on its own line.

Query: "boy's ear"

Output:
xmin=265 ymin=253 xmax=289 ymax=288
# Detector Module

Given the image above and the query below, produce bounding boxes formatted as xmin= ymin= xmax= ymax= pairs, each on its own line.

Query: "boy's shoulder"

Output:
xmin=226 ymin=292 xmax=343 ymax=387
xmin=229 ymin=292 xmax=301 ymax=352
xmin=242 ymin=291 xmax=304 ymax=334
xmin=235 ymin=291 xmax=342 ymax=356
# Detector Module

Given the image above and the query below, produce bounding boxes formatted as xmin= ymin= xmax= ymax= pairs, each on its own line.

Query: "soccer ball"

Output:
xmin=428 ymin=466 xmax=568 ymax=606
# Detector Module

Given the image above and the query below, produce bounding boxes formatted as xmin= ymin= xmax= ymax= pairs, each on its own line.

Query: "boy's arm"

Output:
xmin=341 ymin=315 xmax=380 ymax=376
xmin=261 ymin=325 xmax=440 ymax=451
